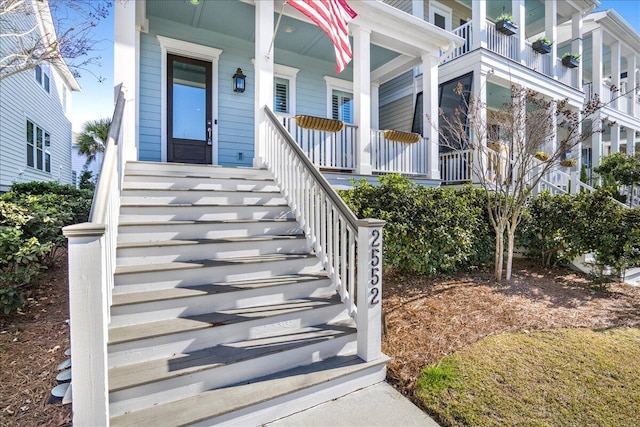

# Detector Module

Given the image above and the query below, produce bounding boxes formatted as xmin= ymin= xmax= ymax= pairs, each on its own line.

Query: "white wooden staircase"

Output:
xmin=100 ymin=161 xmax=387 ymax=426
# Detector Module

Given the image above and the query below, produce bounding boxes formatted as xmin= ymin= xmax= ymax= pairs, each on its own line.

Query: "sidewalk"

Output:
xmin=266 ymin=382 xmax=440 ymax=427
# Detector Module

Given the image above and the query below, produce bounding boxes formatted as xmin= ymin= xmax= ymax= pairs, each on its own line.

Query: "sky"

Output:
xmin=68 ymin=0 xmax=640 ymax=133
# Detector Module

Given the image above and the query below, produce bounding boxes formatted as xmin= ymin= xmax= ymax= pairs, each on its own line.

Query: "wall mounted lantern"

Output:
xmin=233 ymin=68 xmax=246 ymax=93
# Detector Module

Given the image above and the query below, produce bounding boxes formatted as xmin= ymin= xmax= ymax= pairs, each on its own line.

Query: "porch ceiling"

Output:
xmin=146 ymin=0 xmax=400 ymax=72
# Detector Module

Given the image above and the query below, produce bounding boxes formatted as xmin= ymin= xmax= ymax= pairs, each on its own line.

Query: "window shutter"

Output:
xmin=274 ymin=77 xmax=289 ymax=113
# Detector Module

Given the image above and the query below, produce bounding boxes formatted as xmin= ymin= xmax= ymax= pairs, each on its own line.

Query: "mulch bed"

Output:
xmin=382 ymin=259 xmax=640 ymax=405
xmin=0 ymin=248 xmax=72 ymax=427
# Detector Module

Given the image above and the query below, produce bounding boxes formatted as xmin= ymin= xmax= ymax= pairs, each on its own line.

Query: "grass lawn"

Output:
xmin=416 ymin=327 xmax=640 ymax=427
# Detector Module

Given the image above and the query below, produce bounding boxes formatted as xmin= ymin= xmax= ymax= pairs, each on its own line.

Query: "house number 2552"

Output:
xmin=369 ymin=229 xmax=381 ymax=305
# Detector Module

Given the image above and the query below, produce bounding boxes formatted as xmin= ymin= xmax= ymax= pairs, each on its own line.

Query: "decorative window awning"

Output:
xmin=295 ymin=115 xmax=345 ymax=132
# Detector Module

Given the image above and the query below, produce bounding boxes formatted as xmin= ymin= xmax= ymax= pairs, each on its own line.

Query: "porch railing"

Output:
xmin=441 ymin=21 xmax=472 ymax=64
xmin=524 ymin=41 xmax=552 ymax=76
xmin=371 ymin=130 xmax=428 ymax=175
xmin=486 ymin=20 xmax=519 ymax=61
xmin=439 ymin=149 xmax=472 ymax=183
xmin=263 ymin=106 xmax=384 ymax=362
xmin=278 ymin=115 xmax=357 ymax=171
xmin=62 ymin=85 xmax=127 ymax=426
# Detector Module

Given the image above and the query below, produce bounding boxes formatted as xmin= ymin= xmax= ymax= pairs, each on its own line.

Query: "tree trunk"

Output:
xmin=506 ymin=228 xmax=516 ymax=281
xmin=494 ymin=224 xmax=505 ymax=281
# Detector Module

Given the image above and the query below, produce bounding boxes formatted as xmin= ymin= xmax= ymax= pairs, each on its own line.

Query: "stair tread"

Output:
xmin=119 ymin=202 xmax=290 ymax=207
xmin=125 ymin=173 xmax=275 ymax=181
xmin=108 ymin=293 xmax=341 ymax=345
xmin=117 ymin=234 xmax=306 ymax=249
xmin=118 ymin=218 xmax=297 ymax=226
xmin=112 ymin=273 xmax=329 ymax=306
xmin=109 ymin=354 xmax=388 ymax=427
xmin=109 ymin=320 xmax=356 ymax=392
xmin=114 ymin=253 xmax=316 ymax=275
xmin=127 ymin=161 xmax=267 ymax=171
xmin=122 ymin=187 xmax=281 ymax=193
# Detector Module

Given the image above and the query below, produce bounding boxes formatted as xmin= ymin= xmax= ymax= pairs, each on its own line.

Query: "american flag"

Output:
xmin=288 ymin=0 xmax=358 ymax=74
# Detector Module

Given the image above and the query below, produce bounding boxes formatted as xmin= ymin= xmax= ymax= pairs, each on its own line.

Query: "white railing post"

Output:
xmin=62 ymin=224 xmax=110 ymax=427
xmin=356 ymin=219 xmax=385 ymax=362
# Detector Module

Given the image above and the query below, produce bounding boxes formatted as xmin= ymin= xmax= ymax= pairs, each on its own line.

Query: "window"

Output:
xmin=274 ymin=77 xmax=290 ymax=114
xmin=331 ymin=90 xmax=353 ymax=123
xmin=35 ymin=64 xmax=50 ymax=93
xmin=429 ymin=1 xmax=452 ymax=31
xmin=26 ymin=120 xmax=51 ymax=172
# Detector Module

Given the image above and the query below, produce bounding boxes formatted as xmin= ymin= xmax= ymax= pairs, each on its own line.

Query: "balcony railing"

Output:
xmin=486 ymin=20 xmax=520 ymax=62
xmin=371 ymin=130 xmax=428 ymax=175
xmin=524 ymin=41 xmax=552 ymax=76
xmin=441 ymin=21 xmax=472 ymax=64
xmin=439 ymin=149 xmax=472 ymax=183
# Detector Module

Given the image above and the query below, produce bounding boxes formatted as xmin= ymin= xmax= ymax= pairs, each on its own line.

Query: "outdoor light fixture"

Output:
xmin=233 ymin=68 xmax=246 ymax=93
xmin=189 ymin=0 xmax=200 ymax=5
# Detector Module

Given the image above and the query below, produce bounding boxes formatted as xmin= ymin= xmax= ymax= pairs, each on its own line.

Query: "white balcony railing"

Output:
xmin=486 ymin=20 xmax=519 ymax=62
xmin=524 ymin=42 xmax=552 ymax=76
xmin=279 ymin=115 xmax=356 ymax=171
xmin=439 ymin=149 xmax=472 ymax=183
xmin=441 ymin=21 xmax=472 ymax=64
xmin=371 ymin=130 xmax=428 ymax=175
xmin=264 ymin=107 xmax=384 ymax=362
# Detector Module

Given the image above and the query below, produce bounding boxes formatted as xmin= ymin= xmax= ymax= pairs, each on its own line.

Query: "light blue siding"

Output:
xmin=139 ymin=16 xmax=340 ymax=165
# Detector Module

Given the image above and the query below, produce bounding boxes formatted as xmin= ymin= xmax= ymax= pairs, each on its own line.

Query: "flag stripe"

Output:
xmin=288 ymin=0 xmax=357 ymax=73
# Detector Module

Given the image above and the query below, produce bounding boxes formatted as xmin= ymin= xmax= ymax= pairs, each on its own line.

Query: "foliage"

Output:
xmin=534 ymin=37 xmax=553 ymax=45
xmin=595 ymin=152 xmax=640 ymax=207
xmin=562 ymin=52 xmax=581 ymax=60
xmin=79 ymin=167 xmax=96 ymax=190
xmin=495 ymin=12 xmax=515 ymax=24
xmin=77 ymin=118 xmax=111 ymax=165
xmin=0 ymin=0 xmax=111 ymax=81
xmin=340 ymin=175 xmax=494 ymax=276
xmin=417 ymin=363 xmax=457 ymax=394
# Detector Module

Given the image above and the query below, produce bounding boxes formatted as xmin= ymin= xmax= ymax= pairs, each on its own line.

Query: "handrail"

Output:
xmin=89 ymin=84 xmax=126 ymax=222
xmin=263 ymin=105 xmax=383 ymax=362
xmin=265 ymin=108 xmax=359 ymax=229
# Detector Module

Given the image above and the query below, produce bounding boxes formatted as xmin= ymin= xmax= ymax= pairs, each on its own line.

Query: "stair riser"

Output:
xmin=108 ymin=335 xmax=357 ymax=417
xmin=123 ymin=176 xmax=280 ymax=192
xmin=116 ymin=238 xmax=310 ymax=266
xmin=121 ymin=190 xmax=287 ymax=206
xmin=108 ymin=305 xmax=350 ymax=368
xmin=117 ymin=222 xmax=302 ymax=244
xmin=110 ymin=279 xmax=334 ymax=327
xmin=114 ymin=257 xmax=322 ymax=294
xmin=126 ymin=163 xmax=272 ymax=179
xmin=119 ymin=205 xmax=294 ymax=222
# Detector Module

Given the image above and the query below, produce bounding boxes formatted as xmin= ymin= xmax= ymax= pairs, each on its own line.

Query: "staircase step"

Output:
xmin=121 ymin=188 xmax=287 ymax=206
xmin=123 ymin=174 xmax=281 ymax=192
xmin=119 ymin=203 xmax=294 ymax=222
xmin=117 ymin=218 xmax=302 ymax=243
xmin=107 ymin=294 xmax=347 ymax=367
xmin=125 ymin=161 xmax=271 ymax=179
xmin=109 ymin=354 xmax=388 ymax=427
xmin=108 ymin=322 xmax=357 ymax=416
xmin=116 ymin=235 xmax=310 ymax=266
xmin=110 ymin=273 xmax=333 ymax=327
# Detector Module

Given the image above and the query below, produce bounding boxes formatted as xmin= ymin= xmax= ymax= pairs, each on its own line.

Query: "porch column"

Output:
xmin=592 ymin=29 xmax=603 ymax=98
xmin=472 ymin=0 xmax=486 ymax=50
xmin=512 ymin=0 xmax=525 ymax=64
xmin=253 ymin=0 xmax=274 ymax=167
xmin=592 ymin=111 xmax=603 ymax=171
xmin=627 ymin=127 xmax=637 ymax=155
xmin=545 ymin=0 xmax=557 ymax=79
xmin=611 ymin=124 xmax=621 ymax=153
xmin=353 ymin=25 xmax=372 ymax=175
xmin=422 ymin=53 xmax=439 ymax=180
xmin=371 ymin=83 xmax=380 ymax=130
xmin=571 ymin=13 xmax=583 ymax=90
xmin=472 ymin=71 xmax=488 ymax=184
xmin=114 ymin=0 xmax=139 ymax=162
xmin=575 ymin=111 xmax=583 ymax=172
xmin=628 ymin=54 xmax=638 ymax=116
xmin=611 ymin=41 xmax=621 ymax=110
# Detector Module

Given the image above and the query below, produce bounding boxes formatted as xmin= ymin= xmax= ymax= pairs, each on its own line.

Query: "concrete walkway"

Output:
xmin=267 ymin=382 xmax=440 ymax=427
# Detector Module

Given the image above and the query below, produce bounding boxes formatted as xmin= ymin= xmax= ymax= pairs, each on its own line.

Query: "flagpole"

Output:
xmin=266 ymin=1 xmax=288 ymax=59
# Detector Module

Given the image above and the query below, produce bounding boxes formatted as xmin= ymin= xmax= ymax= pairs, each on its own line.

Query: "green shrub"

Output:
xmin=340 ymin=175 xmax=494 ymax=275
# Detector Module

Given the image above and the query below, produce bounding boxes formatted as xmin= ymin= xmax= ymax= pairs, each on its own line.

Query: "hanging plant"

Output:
xmin=532 ymin=37 xmax=553 ymax=54
xmin=560 ymin=158 xmax=577 ymax=167
xmin=495 ymin=13 xmax=517 ymax=36
xmin=535 ymin=151 xmax=550 ymax=161
xmin=562 ymin=53 xmax=580 ymax=68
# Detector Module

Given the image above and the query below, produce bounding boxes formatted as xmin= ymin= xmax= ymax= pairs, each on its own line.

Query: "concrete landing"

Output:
xmin=266 ymin=382 xmax=439 ymax=427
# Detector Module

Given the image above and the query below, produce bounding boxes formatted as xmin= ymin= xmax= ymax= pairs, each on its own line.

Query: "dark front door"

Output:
xmin=167 ymin=54 xmax=213 ymax=164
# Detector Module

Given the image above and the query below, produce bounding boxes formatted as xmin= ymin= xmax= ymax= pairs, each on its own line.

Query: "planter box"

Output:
xmin=496 ymin=20 xmax=517 ymax=36
xmin=562 ymin=56 xmax=579 ymax=68
xmin=532 ymin=41 xmax=551 ymax=54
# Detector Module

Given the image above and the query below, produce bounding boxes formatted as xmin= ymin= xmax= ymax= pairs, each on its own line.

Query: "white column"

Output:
xmin=593 ymin=29 xmax=603 ymax=98
xmin=472 ymin=70 xmax=488 ymax=183
xmin=611 ymin=124 xmax=620 ymax=153
xmin=422 ymin=53 xmax=439 ymax=180
xmin=513 ymin=0 xmax=525 ymax=63
xmin=545 ymin=0 xmax=557 ymax=79
xmin=253 ymin=0 xmax=274 ymax=167
xmin=371 ymin=83 xmax=379 ymax=130
xmin=592 ymin=111 xmax=603 ymax=171
xmin=571 ymin=13 xmax=583 ymax=90
xmin=575 ymin=111 xmax=583 ymax=172
xmin=411 ymin=0 xmax=424 ymax=19
xmin=353 ymin=25 xmax=372 ymax=175
xmin=627 ymin=127 xmax=637 ymax=155
xmin=114 ymin=0 xmax=139 ymax=162
xmin=472 ymin=0 xmax=486 ymax=50
xmin=611 ymin=41 xmax=621 ymax=109
xmin=628 ymin=54 xmax=637 ymax=116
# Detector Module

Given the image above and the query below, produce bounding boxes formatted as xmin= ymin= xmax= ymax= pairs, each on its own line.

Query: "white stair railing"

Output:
xmin=263 ymin=106 xmax=384 ymax=362
xmin=62 ymin=85 xmax=127 ymax=426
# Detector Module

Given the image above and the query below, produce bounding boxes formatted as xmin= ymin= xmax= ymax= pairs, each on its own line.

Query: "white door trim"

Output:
xmin=157 ymin=36 xmax=223 ymax=164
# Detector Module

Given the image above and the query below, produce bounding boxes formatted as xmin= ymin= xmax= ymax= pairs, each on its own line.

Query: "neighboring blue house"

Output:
xmin=0 ymin=0 xmax=80 ymax=192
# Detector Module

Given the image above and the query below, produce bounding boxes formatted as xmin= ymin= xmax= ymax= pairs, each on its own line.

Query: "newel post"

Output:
xmin=356 ymin=218 xmax=385 ymax=362
xmin=63 ymin=222 xmax=110 ymax=426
